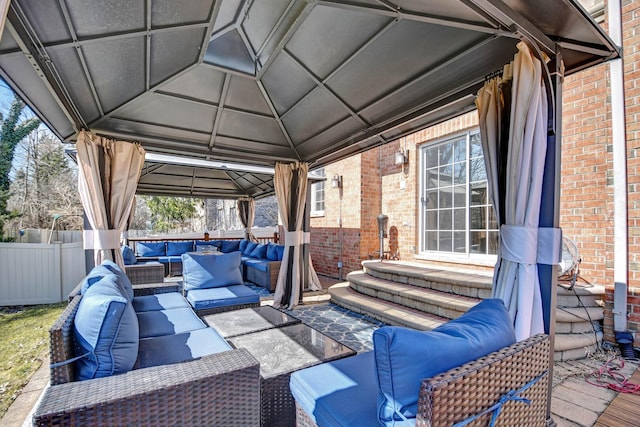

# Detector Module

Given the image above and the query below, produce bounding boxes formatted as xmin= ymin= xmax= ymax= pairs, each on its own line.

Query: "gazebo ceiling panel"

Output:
xmin=149 ymin=28 xmax=205 ymax=87
xmin=81 ymin=36 xmax=146 ymax=113
xmin=260 ymin=52 xmax=317 ymax=115
xmin=114 ymin=93 xmax=217 ymax=134
xmin=225 ymin=75 xmax=272 ymax=116
xmin=65 ymin=0 xmax=145 ymax=38
xmin=285 ymin=5 xmax=392 ymax=80
xmin=151 ymin=0 xmax=216 ymax=28
xmin=0 ymin=0 xmax=618 ymax=198
xmin=157 ymin=66 xmax=226 ymax=105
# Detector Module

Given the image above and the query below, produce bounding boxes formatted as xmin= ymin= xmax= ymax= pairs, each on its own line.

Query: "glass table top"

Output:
xmin=228 ymin=323 xmax=356 ymax=378
xmin=202 ymin=305 xmax=301 ymax=338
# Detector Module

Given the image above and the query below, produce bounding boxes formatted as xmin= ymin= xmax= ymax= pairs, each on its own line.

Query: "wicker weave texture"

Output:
xmin=195 ymin=302 xmax=261 ymax=317
xmin=262 ymin=373 xmax=297 ymax=427
xmin=246 ymin=261 xmax=281 ymax=292
xmin=35 ymin=348 xmax=261 ymax=426
xmin=417 ymin=334 xmax=550 ymax=427
xmin=125 ymin=262 xmax=165 ymax=285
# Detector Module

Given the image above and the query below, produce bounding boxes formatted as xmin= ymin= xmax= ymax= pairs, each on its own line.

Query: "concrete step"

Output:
xmin=556 ymin=306 xmax=605 ymax=323
xmin=347 ymin=271 xmax=479 ymax=320
xmin=329 ymin=282 xmax=449 ymax=331
xmin=555 ymin=331 xmax=604 ymax=361
xmin=556 ymin=283 xmax=605 ymax=308
xmin=361 ymin=261 xmax=493 ymax=299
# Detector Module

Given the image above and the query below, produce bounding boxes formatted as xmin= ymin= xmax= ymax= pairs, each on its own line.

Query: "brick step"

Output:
xmin=329 ymin=282 xmax=449 ymax=331
xmin=347 ymin=271 xmax=479 ymax=320
xmin=361 ymin=261 xmax=493 ymax=299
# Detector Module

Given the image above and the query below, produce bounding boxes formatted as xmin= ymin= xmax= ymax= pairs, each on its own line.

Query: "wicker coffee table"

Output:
xmin=229 ymin=323 xmax=356 ymax=427
xmin=201 ymin=305 xmax=301 ymax=338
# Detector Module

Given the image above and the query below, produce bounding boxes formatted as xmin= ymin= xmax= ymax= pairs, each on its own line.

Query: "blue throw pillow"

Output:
xmin=121 ymin=246 xmax=137 ymax=265
xmin=81 ymin=263 xmax=131 ymax=302
xmin=373 ymin=299 xmax=516 ymax=426
xmin=275 ymin=244 xmax=285 ymax=261
xmin=239 ymin=239 xmax=249 ymax=253
xmin=266 ymin=242 xmax=279 ymax=261
xmin=136 ymin=241 xmax=166 ymax=257
xmin=182 ymin=251 xmax=243 ymax=291
xmin=243 ymin=241 xmax=258 ymax=256
xmin=220 ymin=240 xmax=241 ymax=253
xmin=167 ymin=241 xmax=194 ymax=256
xmin=101 ymin=260 xmax=134 ymax=302
xmin=74 ymin=274 xmax=139 ymax=380
xmin=249 ymin=243 xmax=267 ymax=259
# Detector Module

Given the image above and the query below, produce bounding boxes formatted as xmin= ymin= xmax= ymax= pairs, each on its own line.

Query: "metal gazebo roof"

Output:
xmin=0 ymin=0 xmax=617 ymax=197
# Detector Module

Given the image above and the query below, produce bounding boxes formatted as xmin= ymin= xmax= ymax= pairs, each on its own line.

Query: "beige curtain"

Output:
xmin=77 ymin=131 xmax=145 ymax=269
xmin=237 ymin=197 xmax=258 ymax=242
xmin=477 ymin=42 xmax=560 ymax=341
xmin=0 ymin=0 xmax=9 ymax=39
xmin=273 ymin=161 xmax=320 ymax=309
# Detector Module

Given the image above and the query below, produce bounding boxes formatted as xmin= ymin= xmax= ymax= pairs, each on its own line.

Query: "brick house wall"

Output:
xmin=311 ymin=0 xmax=640 ymax=346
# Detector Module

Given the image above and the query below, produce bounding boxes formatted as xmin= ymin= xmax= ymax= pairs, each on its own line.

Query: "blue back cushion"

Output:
xmin=275 ymin=244 xmax=285 ymax=261
xmin=220 ymin=240 xmax=241 ymax=253
xmin=239 ymin=239 xmax=249 ymax=253
xmin=121 ymin=246 xmax=137 ymax=265
xmin=182 ymin=251 xmax=243 ymax=291
xmin=373 ymin=299 xmax=516 ymax=425
xmin=101 ymin=259 xmax=134 ymax=302
xmin=243 ymin=241 xmax=258 ymax=256
xmin=266 ymin=242 xmax=279 ymax=261
xmin=249 ymin=243 xmax=267 ymax=259
xmin=136 ymin=241 xmax=166 ymax=257
xmin=167 ymin=241 xmax=194 ymax=256
xmin=73 ymin=274 xmax=139 ymax=380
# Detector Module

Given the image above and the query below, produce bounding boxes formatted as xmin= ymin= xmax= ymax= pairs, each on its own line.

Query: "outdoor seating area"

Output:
xmin=124 ymin=238 xmax=284 ymax=291
xmin=33 ymin=259 xmax=553 ymax=427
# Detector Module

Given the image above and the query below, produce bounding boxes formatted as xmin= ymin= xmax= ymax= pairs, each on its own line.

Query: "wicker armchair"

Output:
xmin=295 ymin=334 xmax=550 ymax=427
xmin=35 ymin=286 xmax=261 ymax=427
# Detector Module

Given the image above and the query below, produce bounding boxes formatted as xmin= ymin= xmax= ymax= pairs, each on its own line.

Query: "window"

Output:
xmin=310 ymin=168 xmax=325 ymax=216
xmin=420 ymin=131 xmax=498 ymax=257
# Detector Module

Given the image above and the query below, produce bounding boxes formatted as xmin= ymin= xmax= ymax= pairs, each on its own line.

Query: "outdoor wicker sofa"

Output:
xmin=290 ymin=299 xmax=551 ymax=426
xmin=33 ymin=261 xmax=261 ymax=426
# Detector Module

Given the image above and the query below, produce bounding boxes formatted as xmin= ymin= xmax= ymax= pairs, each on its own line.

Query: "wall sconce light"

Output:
xmin=395 ymin=149 xmax=408 ymax=165
xmin=331 ymin=174 xmax=343 ymax=189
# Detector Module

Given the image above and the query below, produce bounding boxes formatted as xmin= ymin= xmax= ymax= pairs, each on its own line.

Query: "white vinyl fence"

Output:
xmin=0 ymin=242 xmax=86 ymax=306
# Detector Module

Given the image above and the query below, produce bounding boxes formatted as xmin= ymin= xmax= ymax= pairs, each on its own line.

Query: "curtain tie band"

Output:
xmin=452 ymin=370 xmax=548 ymax=427
xmin=284 ymin=231 xmax=310 ymax=246
xmin=500 ymin=225 xmax=561 ymax=265
xmin=83 ymin=229 xmax=121 ymax=250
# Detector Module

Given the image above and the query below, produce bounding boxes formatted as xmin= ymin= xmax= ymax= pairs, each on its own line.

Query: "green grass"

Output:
xmin=0 ymin=303 xmax=66 ymax=418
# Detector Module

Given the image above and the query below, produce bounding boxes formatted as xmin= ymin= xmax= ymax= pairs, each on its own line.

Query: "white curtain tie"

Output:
xmin=501 ymin=225 xmax=562 ymax=265
xmin=284 ymin=231 xmax=310 ymax=246
xmin=83 ymin=229 xmax=121 ymax=250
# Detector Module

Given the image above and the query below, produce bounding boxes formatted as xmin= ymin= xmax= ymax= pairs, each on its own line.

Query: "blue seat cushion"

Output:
xmin=121 ymin=246 xmax=137 ymax=265
xmin=73 ymin=274 xmax=138 ymax=380
xmin=137 ymin=327 xmax=232 ymax=369
xmin=186 ymin=285 xmax=259 ymax=311
xmin=132 ymin=292 xmax=191 ymax=312
xmin=137 ymin=307 xmax=206 ymax=338
xmin=136 ymin=241 xmax=166 ymax=257
xmin=167 ymin=241 xmax=194 ymax=256
xmin=290 ymin=351 xmax=379 ymax=427
xmin=245 ymin=259 xmax=269 ymax=272
xmin=373 ymin=299 xmax=516 ymax=426
xmin=157 ymin=255 xmax=182 ymax=264
xmin=182 ymin=251 xmax=243 ymax=291
xmin=220 ymin=239 xmax=241 ymax=253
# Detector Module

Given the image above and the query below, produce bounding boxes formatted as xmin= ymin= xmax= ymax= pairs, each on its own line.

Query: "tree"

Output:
xmin=144 ymin=196 xmax=201 ymax=233
xmin=6 ymin=130 xmax=82 ymax=233
xmin=0 ymin=97 xmax=40 ymax=240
